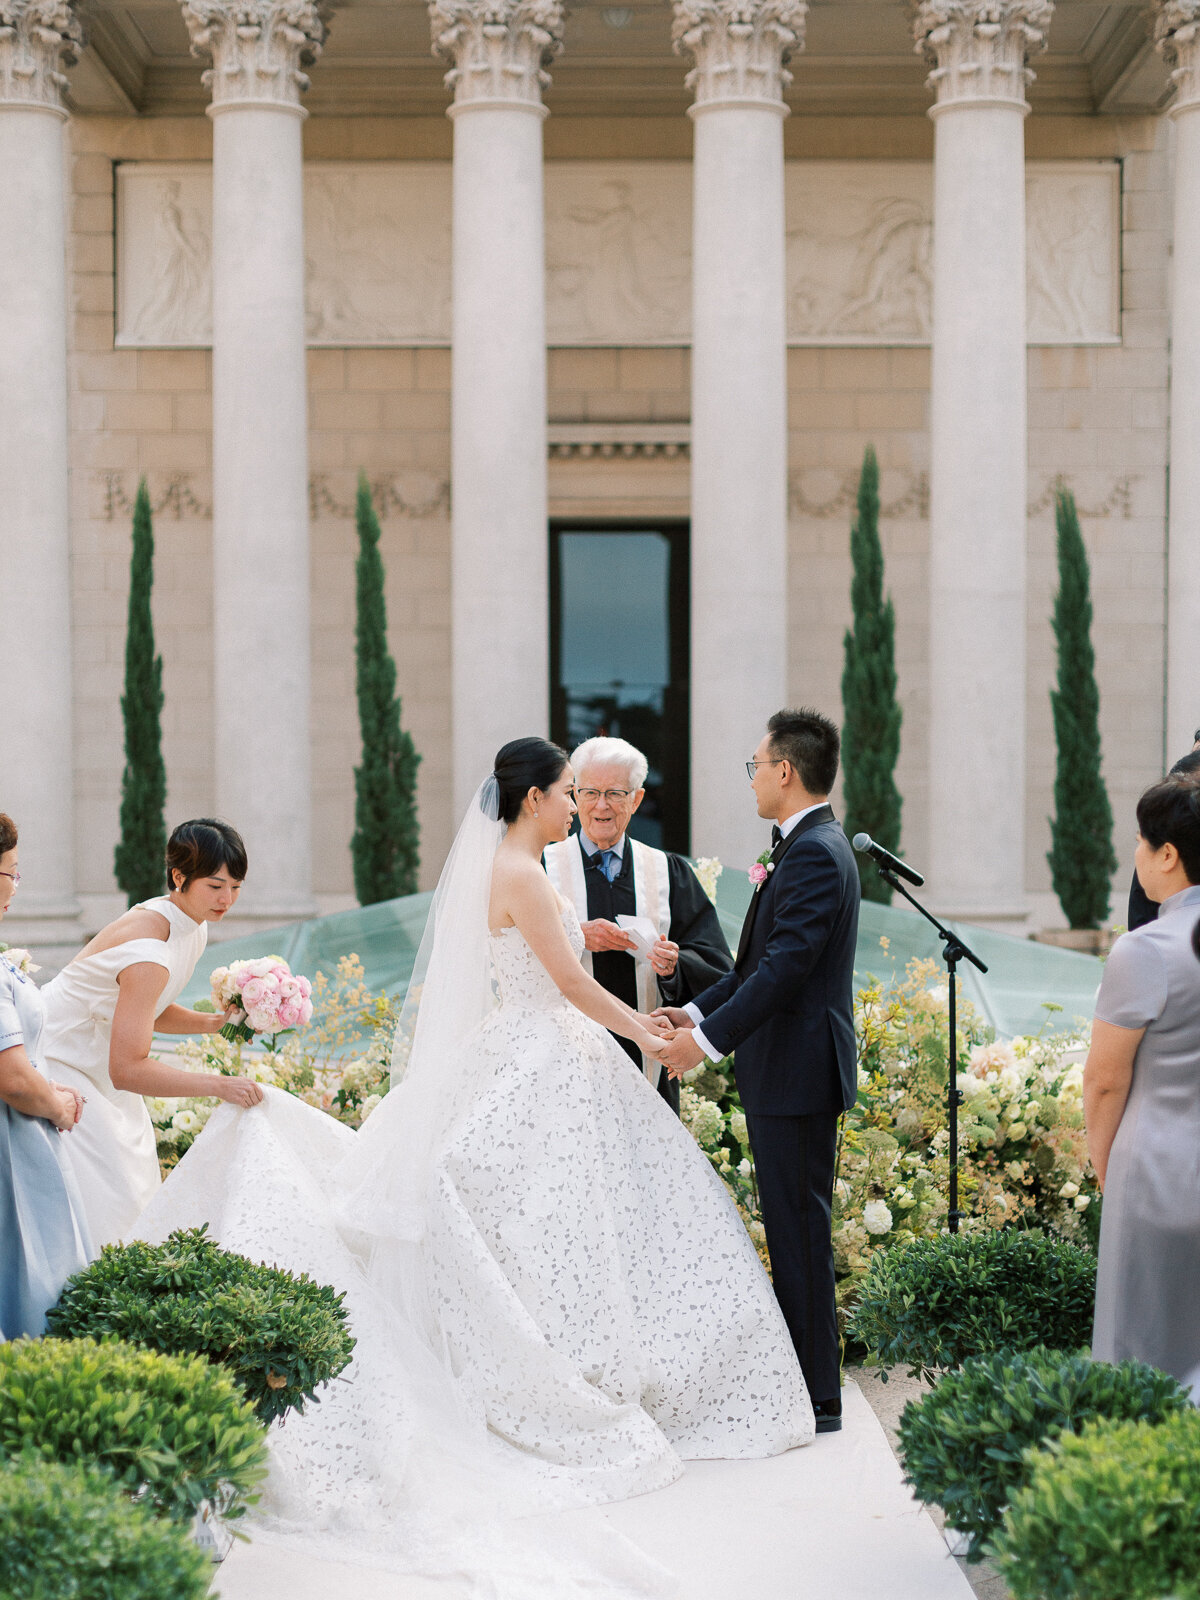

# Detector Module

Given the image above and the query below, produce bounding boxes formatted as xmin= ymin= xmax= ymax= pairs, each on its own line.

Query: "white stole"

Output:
xmin=544 ymin=834 xmax=672 ymax=1088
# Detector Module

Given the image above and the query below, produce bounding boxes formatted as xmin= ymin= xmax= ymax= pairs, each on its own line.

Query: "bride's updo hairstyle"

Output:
xmin=166 ymin=818 xmax=248 ymax=891
xmin=493 ymin=738 xmax=569 ymax=824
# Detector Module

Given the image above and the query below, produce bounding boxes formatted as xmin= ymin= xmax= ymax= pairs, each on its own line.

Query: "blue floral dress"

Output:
xmin=0 ymin=956 xmax=92 ymax=1339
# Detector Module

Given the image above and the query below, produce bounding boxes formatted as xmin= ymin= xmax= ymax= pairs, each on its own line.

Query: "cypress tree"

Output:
xmin=841 ymin=445 xmax=904 ymax=903
xmin=351 ymin=472 xmax=421 ymax=904
xmin=1047 ymin=488 xmax=1116 ymax=929
xmin=114 ymin=478 xmax=168 ymax=906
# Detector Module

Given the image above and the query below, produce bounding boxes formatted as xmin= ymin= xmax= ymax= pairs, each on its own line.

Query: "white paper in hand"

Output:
xmin=615 ymin=914 xmax=660 ymax=959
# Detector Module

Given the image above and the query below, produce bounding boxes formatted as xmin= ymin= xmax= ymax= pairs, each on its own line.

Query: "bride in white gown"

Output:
xmin=134 ymin=738 xmax=812 ymax=1594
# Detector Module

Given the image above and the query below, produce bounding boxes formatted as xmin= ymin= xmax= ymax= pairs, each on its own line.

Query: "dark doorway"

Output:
xmin=550 ymin=521 xmax=690 ymax=853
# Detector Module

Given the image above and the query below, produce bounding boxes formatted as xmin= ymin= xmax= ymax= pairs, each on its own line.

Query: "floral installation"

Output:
xmin=748 ymin=849 xmax=775 ymax=890
xmin=209 ymin=956 xmax=314 ymax=1045
xmin=691 ymin=857 xmax=723 ymax=904
xmin=0 ymin=943 xmax=38 ymax=977
xmin=680 ymin=946 xmax=1098 ymax=1323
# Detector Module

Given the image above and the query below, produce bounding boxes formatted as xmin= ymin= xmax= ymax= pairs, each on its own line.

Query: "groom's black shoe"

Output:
xmin=812 ymin=1398 xmax=842 ymax=1434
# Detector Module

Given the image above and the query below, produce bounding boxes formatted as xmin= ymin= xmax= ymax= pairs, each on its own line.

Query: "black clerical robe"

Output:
xmin=562 ymin=834 xmax=734 ymax=1115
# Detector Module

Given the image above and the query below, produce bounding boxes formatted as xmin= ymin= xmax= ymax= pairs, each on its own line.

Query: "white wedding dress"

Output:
xmin=134 ymin=784 xmax=812 ymax=1595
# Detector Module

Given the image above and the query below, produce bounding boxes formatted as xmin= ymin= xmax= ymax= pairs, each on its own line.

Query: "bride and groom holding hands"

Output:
xmin=3 ymin=703 xmax=860 ymax=1584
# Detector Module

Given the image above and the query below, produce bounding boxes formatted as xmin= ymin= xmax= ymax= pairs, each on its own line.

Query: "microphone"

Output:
xmin=852 ymin=833 xmax=925 ymax=888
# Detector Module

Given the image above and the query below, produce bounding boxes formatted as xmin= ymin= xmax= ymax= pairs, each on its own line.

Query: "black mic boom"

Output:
xmin=851 ymin=833 xmax=925 ymax=888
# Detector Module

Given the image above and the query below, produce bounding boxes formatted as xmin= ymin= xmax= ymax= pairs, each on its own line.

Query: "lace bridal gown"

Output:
xmin=134 ymin=782 xmax=812 ymax=1596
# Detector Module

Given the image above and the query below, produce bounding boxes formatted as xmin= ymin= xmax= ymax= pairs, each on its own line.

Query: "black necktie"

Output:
xmin=771 ymin=824 xmax=783 ymax=848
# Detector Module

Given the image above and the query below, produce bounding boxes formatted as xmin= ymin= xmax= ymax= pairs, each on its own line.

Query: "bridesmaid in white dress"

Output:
xmin=41 ymin=819 xmax=265 ymax=1249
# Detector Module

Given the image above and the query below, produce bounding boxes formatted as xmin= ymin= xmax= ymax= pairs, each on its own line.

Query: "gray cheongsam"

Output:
xmin=1092 ymin=883 xmax=1200 ymax=1396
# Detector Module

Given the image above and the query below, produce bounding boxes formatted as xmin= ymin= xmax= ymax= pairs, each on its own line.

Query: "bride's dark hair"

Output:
xmin=493 ymin=737 xmax=569 ymax=824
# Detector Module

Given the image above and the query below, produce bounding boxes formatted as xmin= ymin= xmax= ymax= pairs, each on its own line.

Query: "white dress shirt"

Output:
xmin=684 ymin=802 xmax=827 ymax=1064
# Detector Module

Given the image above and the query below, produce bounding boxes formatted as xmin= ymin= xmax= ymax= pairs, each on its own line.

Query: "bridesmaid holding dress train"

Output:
xmin=40 ymin=819 xmax=265 ymax=1249
xmin=0 ymin=812 xmax=92 ymax=1338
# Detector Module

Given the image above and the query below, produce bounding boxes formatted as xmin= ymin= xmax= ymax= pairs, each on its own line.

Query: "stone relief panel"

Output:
xmin=116 ymin=159 xmax=1119 ymax=349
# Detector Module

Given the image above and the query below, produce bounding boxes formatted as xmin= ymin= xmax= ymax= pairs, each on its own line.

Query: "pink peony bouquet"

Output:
xmin=210 ymin=956 xmax=314 ymax=1044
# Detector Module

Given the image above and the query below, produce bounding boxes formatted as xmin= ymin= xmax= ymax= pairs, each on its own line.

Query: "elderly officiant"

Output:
xmin=545 ymin=737 xmax=733 ymax=1114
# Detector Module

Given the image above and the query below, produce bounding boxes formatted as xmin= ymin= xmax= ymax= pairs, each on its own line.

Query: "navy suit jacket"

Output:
xmin=693 ymin=805 xmax=860 ymax=1117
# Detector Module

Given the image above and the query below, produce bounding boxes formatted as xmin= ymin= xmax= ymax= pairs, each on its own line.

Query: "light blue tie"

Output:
xmin=597 ymin=849 xmax=617 ymax=882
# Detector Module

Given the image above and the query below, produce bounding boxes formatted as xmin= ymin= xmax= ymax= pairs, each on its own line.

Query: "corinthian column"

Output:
xmin=673 ymin=0 xmax=805 ymax=868
xmin=183 ymin=0 xmax=325 ymax=921
xmin=0 ymin=0 xmax=82 ymax=944
xmin=1156 ymin=3 xmax=1200 ymax=758
xmin=431 ymin=0 xmax=563 ymax=815
xmin=914 ymin=0 xmax=1053 ymax=923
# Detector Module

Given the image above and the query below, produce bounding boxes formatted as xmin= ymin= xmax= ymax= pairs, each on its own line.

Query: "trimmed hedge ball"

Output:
xmin=898 ymin=1346 xmax=1190 ymax=1561
xmin=848 ymin=1228 xmax=1097 ymax=1381
xmin=995 ymin=1409 xmax=1200 ymax=1600
xmin=0 ymin=1337 xmax=267 ymax=1524
xmin=48 ymin=1224 xmax=355 ymax=1426
xmin=0 ymin=1455 xmax=212 ymax=1600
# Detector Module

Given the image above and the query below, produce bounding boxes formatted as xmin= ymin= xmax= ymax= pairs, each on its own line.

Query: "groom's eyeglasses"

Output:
xmin=745 ymin=760 xmax=783 ymax=780
xmin=573 ymin=788 xmax=633 ymax=804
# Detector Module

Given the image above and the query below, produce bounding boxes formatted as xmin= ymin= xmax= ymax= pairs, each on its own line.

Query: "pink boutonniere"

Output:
xmin=748 ymin=849 xmax=775 ymax=890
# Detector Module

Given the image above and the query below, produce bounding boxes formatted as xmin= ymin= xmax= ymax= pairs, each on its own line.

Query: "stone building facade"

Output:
xmin=0 ymin=0 xmax=1194 ymax=947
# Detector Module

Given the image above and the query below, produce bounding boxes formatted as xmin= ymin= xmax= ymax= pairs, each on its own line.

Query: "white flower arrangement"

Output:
xmin=0 ymin=943 xmax=38 ymax=977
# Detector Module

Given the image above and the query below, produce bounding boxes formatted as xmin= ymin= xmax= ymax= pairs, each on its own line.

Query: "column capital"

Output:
xmin=912 ymin=0 xmax=1054 ymax=113
xmin=0 ymin=0 xmax=81 ymax=112
xmin=182 ymin=0 xmax=328 ymax=113
xmin=671 ymin=0 xmax=806 ymax=113
xmin=429 ymin=0 xmax=564 ymax=112
xmin=1155 ymin=2 xmax=1200 ymax=113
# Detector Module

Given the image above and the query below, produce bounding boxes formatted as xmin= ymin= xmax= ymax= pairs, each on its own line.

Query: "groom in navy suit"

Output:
xmin=657 ymin=708 xmax=859 ymax=1431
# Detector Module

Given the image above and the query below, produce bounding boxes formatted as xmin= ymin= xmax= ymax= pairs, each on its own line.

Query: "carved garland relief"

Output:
xmin=115 ymin=158 xmax=1120 ymax=350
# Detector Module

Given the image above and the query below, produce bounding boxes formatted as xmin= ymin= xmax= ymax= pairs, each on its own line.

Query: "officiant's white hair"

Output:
xmin=570 ymin=736 xmax=649 ymax=790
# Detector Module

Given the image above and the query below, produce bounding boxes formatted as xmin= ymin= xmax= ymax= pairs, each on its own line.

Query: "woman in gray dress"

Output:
xmin=1086 ymin=774 xmax=1200 ymax=1394
xmin=0 ymin=813 xmax=92 ymax=1339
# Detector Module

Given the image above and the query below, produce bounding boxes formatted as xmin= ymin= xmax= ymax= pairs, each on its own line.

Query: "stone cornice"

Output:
xmin=1155 ymin=1 xmax=1200 ymax=113
xmin=429 ymin=0 xmax=564 ymax=111
xmin=912 ymin=1 xmax=1054 ymax=112
xmin=182 ymin=0 xmax=328 ymax=113
xmin=0 ymin=0 xmax=80 ymax=112
xmin=671 ymin=0 xmax=806 ymax=112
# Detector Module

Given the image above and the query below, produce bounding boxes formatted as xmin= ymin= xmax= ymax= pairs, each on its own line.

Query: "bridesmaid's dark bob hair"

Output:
xmin=1136 ymin=774 xmax=1200 ymax=886
xmin=0 ymin=813 xmax=16 ymax=855
xmin=493 ymin=738 xmax=570 ymax=825
xmin=166 ymin=818 xmax=248 ymax=891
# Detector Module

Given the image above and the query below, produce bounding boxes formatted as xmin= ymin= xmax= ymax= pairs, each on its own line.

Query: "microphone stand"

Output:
xmin=872 ymin=866 xmax=988 ymax=1234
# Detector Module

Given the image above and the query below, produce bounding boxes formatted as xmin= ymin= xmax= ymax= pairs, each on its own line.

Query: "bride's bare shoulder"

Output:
xmin=489 ymin=847 xmax=554 ymax=929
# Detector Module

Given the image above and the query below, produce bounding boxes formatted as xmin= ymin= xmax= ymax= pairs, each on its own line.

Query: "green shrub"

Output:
xmin=48 ymin=1225 xmax=355 ymax=1426
xmin=0 ymin=1338 xmax=267 ymax=1524
xmin=0 ymin=1455 xmax=212 ymax=1600
xmin=899 ymin=1348 xmax=1190 ymax=1562
xmin=995 ymin=1409 xmax=1200 ymax=1600
xmin=848 ymin=1229 xmax=1097 ymax=1381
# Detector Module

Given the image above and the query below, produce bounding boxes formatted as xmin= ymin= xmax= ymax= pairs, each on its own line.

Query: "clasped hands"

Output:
xmin=639 ymin=1006 xmax=706 ymax=1080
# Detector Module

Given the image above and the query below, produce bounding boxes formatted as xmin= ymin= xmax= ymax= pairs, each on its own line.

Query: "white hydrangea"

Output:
xmin=730 ymin=1110 xmax=748 ymax=1149
xmin=737 ymin=1158 xmax=752 ymax=1178
xmin=360 ymin=1093 xmax=382 ymax=1122
xmin=863 ymin=1200 xmax=893 ymax=1236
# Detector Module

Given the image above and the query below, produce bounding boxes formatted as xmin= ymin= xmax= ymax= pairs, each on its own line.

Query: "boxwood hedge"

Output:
xmin=996 ymin=1409 xmax=1200 ymax=1600
xmin=898 ymin=1346 xmax=1191 ymax=1561
xmin=0 ymin=1455 xmax=212 ymax=1600
xmin=848 ymin=1229 xmax=1097 ymax=1382
xmin=48 ymin=1225 xmax=355 ymax=1426
xmin=0 ymin=1337 xmax=267 ymax=1524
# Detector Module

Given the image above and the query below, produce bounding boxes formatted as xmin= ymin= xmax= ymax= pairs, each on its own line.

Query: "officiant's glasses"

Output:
xmin=573 ymin=788 xmax=634 ymax=805
xmin=745 ymin=759 xmax=784 ymax=780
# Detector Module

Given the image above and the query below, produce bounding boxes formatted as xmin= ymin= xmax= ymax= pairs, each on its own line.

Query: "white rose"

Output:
xmin=1074 ymin=1194 xmax=1090 ymax=1211
xmin=173 ymin=1108 xmax=201 ymax=1134
xmin=863 ymin=1200 xmax=893 ymax=1236
xmin=737 ymin=1158 xmax=752 ymax=1178
xmin=1058 ymin=1181 xmax=1080 ymax=1199
xmin=1008 ymin=1121 xmax=1028 ymax=1142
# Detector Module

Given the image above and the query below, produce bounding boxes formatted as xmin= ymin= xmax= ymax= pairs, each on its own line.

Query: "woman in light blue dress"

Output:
xmin=1086 ymin=774 xmax=1200 ymax=1395
xmin=0 ymin=813 xmax=92 ymax=1340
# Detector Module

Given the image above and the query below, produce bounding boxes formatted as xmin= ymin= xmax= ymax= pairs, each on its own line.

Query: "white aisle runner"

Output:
xmin=216 ymin=1382 xmax=971 ymax=1600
